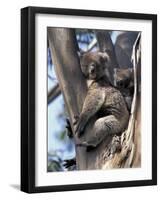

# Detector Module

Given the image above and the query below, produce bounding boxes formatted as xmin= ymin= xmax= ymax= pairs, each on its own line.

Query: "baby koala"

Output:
xmin=74 ymin=51 xmax=129 ymax=148
xmin=113 ymin=68 xmax=134 ymax=111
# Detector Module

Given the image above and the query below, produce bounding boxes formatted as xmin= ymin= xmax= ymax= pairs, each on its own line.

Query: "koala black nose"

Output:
xmin=117 ymin=80 xmax=124 ymax=88
xmin=90 ymin=65 xmax=95 ymax=74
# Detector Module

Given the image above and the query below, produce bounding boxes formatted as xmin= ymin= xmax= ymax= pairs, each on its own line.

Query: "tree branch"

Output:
xmin=95 ymin=30 xmax=118 ymax=83
xmin=48 ymin=83 xmax=61 ymax=104
xmin=95 ymin=31 xmax=118 ymax=65
xmin=86 ymin=38 xmax=97 ymax=52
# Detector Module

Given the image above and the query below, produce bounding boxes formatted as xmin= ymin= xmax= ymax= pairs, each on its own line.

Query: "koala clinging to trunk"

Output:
xmin=74 ymin=51 xmax=129 ymax=148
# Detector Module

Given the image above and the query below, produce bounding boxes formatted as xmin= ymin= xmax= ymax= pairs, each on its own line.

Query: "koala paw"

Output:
xmin=63 ymin=158 xmax=76 ymax=169
xmin=65 ymin=118 xmax=73 ymax=138
xmin=73 ymin=115 xmax=79 ymax=125
xmin=73 ymin=115 xmax=86 ymax=137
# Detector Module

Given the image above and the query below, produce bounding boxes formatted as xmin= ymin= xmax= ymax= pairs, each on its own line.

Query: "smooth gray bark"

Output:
xmin=48 ymin=28 xmax=88 ymax=169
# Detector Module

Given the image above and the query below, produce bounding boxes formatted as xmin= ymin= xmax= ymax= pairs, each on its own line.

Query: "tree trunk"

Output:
xmin=100 ymin=33 xmax=141 ymax=169
xmin=96 ymin=30 xmax=118 ymax=84
xmin=115 ymin=32 xmax=138 ymax=68
xmin=48 ymin=28 xmax=88 ymax=169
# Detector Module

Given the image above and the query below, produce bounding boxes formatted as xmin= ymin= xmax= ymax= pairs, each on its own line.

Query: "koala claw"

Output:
xmin=65 ymin=118 xmax=73 ymax=138
xmin=63 ymin=158 xmax=76 ymax=169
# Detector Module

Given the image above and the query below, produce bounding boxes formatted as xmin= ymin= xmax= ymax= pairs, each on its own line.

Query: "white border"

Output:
xmin=35 ymin=14 xmax=152 ymax=186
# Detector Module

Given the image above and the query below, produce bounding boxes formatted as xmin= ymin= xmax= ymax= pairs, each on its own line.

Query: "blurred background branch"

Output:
xmin=48 ymin=83 xmax=61 ymax=105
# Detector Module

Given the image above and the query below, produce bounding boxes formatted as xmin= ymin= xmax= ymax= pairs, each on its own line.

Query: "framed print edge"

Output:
xmin=21 ymin=7 xmax=36 ymax=193
xmin=152 ymin=14 xmax=157 ymax=186
xmin=21 ymin=7 xmax=30 ymax=193
xmin=21 ymin=6 xmax=157 ymax=193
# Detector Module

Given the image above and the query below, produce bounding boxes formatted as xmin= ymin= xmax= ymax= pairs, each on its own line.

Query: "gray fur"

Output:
xmin=75 ymin=51 xmax=129 ymax=148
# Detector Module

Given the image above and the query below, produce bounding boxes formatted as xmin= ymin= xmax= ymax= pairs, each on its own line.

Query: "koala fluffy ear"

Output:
xmin=98 ymin=52 xmax=110 ymax=63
